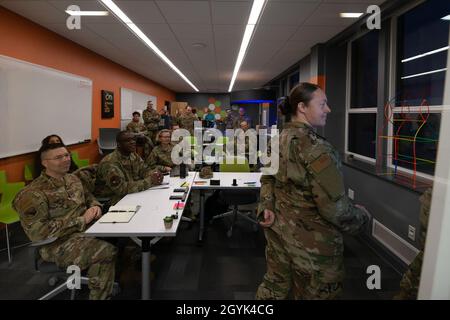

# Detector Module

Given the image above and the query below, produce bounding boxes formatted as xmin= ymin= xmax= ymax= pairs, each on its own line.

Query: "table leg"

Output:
xmin=140 ymin=237 xmax=151 ymax=300
xmin=199 ymin=190 xmax=205 ymax=242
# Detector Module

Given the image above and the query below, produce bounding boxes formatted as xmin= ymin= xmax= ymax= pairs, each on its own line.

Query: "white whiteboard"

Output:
xmin=0 ymin=55 xmax=92 ymax=158
xmin=120 ymin=87 xmax=156 ymax=130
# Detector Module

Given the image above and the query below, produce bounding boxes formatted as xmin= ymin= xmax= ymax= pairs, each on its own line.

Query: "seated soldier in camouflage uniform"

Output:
xmin=13 ymin=143 xmax=117 ymax=300
xmin=95 ymin=131 xmax=164 ymax=206
xmin=393 ymin=187 xmax=432 ymax=300
xmin=256 ymin=83 xmax=371 ymax=300
xmin=145 ymin=129 xmax=174 ymax=174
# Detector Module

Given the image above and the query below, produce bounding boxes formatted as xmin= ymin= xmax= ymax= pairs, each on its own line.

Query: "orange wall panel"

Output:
xmin=0 ymin=7 xmax=175 ymax=182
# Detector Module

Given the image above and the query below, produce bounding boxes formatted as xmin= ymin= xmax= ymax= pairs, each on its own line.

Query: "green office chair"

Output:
xmin=0 ymin=170 xmax=7 ymax=194
xmin=71 ymin=152 xmax=89 ymax=168
xmin=214 ymin=156 xmax=258 ymax=237
xmin=219 ymin=156 xmax=250 ymax=172
xmin=0 ymin=179 xmax=25 ymax=263
xmin=24 ymin=163 xmax=35 ymax=183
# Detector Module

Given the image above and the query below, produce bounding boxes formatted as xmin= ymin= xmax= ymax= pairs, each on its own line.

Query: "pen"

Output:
xmin=243 ymin=182 xmax=256 ymax=184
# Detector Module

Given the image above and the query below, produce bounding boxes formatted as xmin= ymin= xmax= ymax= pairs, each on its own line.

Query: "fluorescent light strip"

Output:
xmin=401 ymin=68 xmax=447 ymax=80
xmin=228 ymin=0 xmax=266 ymax=92
xmin=442 ymin=15 xmax=450 ymax=21
xmin=340 ymin=13 xmax=363 ymax=18
xmin=99 ymin=0 xmax=199 ymax=92
xmin=66 ymin=10 xmax=109 ymax=16
xmin=402 ymin=46 xmax=449 ymax=63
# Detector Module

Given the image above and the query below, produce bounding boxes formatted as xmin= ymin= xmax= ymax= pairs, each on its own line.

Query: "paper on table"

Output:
xmin=98 ymin=205 xmax=140 ymax=223
xmin=148 ymin=175 xmax=170 ymax=190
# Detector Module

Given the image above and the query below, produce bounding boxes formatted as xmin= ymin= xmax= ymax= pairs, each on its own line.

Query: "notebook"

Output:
xmin=147 ymin=175 xmax=170 ymax=190
xmin=98 ymin=205 xmax=141 ymax=223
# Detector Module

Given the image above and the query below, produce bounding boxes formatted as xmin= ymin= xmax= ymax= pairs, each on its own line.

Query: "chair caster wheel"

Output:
xmin=48 ymin=276 xmax=58 ymax=286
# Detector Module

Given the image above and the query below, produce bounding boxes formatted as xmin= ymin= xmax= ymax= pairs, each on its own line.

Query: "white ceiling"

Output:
xmin=0 ymin=0 xmax=386 ymax=93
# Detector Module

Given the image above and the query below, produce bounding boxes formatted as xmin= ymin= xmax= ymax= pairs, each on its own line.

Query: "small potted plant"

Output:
xmin=164 ymin=216 xmax=173 ymax=229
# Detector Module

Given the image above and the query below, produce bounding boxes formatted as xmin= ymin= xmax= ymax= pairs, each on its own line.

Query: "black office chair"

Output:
xmin=211 ymin=156 xmax=259 ymax=237
xmin=97 ymin=128 xmax=120 ymax=156
xmin=31 ymin=238 xmax=119 ymax=300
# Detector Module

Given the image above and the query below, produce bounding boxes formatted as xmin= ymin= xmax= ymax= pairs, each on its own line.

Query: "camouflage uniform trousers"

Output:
xmin=256 ymin=212 xmax=344 ymax=300
xmin=42 ymin=233 xmax=118 ymax=300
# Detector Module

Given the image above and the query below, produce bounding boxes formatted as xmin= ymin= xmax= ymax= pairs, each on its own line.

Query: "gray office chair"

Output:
xmin=31 ymin=238 xmax=119 ymax=300
xmin=97 ymin=128 xmax=120 ymax=156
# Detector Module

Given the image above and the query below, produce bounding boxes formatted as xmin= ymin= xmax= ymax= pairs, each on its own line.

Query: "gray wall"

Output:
xmin=175 ymin=93 xmax=230 ymax=111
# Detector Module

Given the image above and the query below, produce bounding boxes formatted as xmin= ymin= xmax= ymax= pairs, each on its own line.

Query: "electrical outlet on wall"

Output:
xmin=408 ymin=225 xmax=416 ymax=241
xmin=348 ymin=188 xmax=354 ymax=200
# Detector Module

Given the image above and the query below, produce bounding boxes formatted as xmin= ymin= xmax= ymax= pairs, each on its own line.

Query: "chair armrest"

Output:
xmin=30 ymin=237 xmax=58 ymax=247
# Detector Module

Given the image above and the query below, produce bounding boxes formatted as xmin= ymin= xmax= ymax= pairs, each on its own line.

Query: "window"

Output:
xmin=391 ymin=112 xmax=440 ymax=176
xmin=346 ymin=30 xmax=380 ymax=162
xmin=288 ymin=71 xmax=299 ymax=92
xmin=389 ymin=0 xmax=449 ymax=178
xmin=351 ymin=30 xmax=379 ymax=108
xmin=396 ymin=0 xmax=449 ymax=106
xmin=348 ymin=113 xmax=377 ymax=159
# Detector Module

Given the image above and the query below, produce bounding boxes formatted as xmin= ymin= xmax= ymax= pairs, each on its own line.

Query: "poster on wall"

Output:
xmin=101 ymin=90 xmax=114 ymax=118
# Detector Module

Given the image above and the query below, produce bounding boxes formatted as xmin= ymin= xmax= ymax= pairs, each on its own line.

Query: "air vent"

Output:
xmin=372 ymin=219 xmax=420 ymax=265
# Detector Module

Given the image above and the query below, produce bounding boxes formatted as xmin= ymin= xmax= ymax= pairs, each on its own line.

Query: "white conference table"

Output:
xmin=85 ymin=172 xmax=197 ymax=300
xmin=191 ymin=172 xmax=262 ymax=241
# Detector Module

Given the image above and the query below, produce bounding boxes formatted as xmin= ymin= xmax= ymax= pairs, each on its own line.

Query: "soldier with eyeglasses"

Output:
xmin=13 ymin=143 xmax=117 ymax=300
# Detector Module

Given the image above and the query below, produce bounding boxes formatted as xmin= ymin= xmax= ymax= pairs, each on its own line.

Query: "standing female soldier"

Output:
xmin=256 ymin=83 xmax=371 ymax=299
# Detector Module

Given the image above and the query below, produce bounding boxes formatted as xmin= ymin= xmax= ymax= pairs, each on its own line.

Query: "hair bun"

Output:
xmin=278 ymin=96 xmax=291 ymax=116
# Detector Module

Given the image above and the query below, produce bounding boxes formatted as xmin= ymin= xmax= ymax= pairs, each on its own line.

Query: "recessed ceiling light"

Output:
xmin=402 ymin=46 xmax=449 ymax=63
xmin=65 ymin=10 xmax=109 ymax=16
xmin=228 ymin=0 xmax=267 ymax=93
xmin=442 ymin=15 xmax=450 ymax=21
xmin=192 ymin=43 xmax=207 ymax=49
xmin=340 ymin=13 xmax=363 ymax=18
xmin=99 ymin=0 xmax=199 ymax=92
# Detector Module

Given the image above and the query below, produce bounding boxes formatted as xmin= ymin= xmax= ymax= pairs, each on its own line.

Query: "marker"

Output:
xmin=244 ymin=182 xmax=256 ymax=184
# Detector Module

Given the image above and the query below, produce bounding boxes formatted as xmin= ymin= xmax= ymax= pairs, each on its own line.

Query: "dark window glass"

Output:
xmin=392 ymin=113 xmax=440 ymax=176
xmin=396 ymin=0 xmax=450 ymax=106
xmin=280 ymin=79 xmax=287 ymax=97
xmin=289 ymin=72 xmax=299 ymax=91
xmin=348 ymin=113 xmax=377 ymax=158
xmin=351 ymin=30 xmax=379 ymax=108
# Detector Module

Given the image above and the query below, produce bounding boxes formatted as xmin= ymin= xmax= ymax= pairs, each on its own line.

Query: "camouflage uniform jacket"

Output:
xmin=142 ymin=108 xmax=161 ymax=131
xmin=224 ymin=114 xmax=236 ymax=129
xmin=258 ymin=121 xmax=368 ymax=256
xmin=175 ymin=112 xmax=198 ymax=135
xmin=234 ymin=115 xmax=252 ymax=128
xmin=95 ymin=149 xmax=156 ymax=205
xmin=126 ymin=121 xmax=147 ymax=134
xmin=145 ymin=144 xmax=174 ymax=172
xmin=394 ymin=187 xmax=432 ymax=300
xmin=12 ymin=172 xmax=100 ymax=258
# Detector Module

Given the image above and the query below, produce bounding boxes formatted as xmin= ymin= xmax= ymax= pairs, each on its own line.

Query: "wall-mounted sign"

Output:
xmin=101 ymin=90 xmax=114 ymax=118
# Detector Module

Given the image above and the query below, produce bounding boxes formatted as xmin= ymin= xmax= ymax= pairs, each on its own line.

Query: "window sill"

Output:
xmin=342 ymin=155 xmax=432 ymax=194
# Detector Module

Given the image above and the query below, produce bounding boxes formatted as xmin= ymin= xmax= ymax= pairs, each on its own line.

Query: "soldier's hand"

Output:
xmin=91 ymin=206 xmax=103 ymax=219
xmin=164 ymin=166 xmax=172 ymax=173
xmin=355 ymin=204 xmax=372 ymax=230
xmin=151 ymin=171 xmax=164 ymax=185
xmin=259 ymin=209 xmax=275 ymax=228
xmin=83 ymin=207 xmax=98 ymax=224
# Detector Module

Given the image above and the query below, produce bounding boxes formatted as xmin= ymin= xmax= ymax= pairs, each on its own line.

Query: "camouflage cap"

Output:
xmin=199 ymin=166 xmax=213 ymax=179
